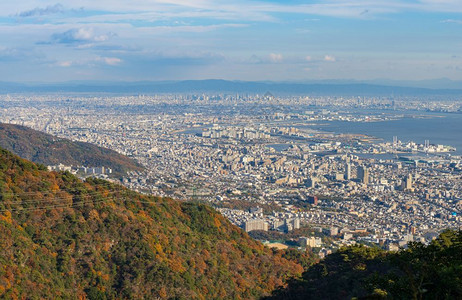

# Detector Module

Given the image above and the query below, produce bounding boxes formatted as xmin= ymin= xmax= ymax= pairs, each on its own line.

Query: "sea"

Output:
xmin=302 ymin=110 xmax=462 ymax=156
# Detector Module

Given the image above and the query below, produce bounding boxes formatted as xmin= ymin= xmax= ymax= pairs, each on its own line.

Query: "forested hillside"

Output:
xmin=0 ymin=147 xmax=306 ymax=299
xmin=267 ymin=229 xmax=462 ymax=299
xmin=0 ymin=123 xmax=143 ymax=177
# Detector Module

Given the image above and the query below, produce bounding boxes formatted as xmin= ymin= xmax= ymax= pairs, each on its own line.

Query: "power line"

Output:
xmin=0 ymin=190 xmax=162 ymax=212
xmin=1 ymin=190 xmax=123 ymax=206
xmin=0 ymin=195 xmax=160 ymax=213
xmin=0 ymin=181 xmax=124 ymax=197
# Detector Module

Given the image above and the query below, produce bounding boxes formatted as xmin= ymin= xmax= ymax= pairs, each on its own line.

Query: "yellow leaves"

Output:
xmin=107 ymin=201 xmax=116 ymax=209
xmin=0 ymin=211 xmax=12 ymax=224
xmin=137 ymin=210 xmax=151 ymax=222
xmin=51 ymin=183 xmax=60 ymax=192
xmin=88 ymin=209 xmax=100 ymax=220
xmin=155 ymin=243 xmax=164 ymax=255
xmin=213 ymin=216 xmax=222 ymax=229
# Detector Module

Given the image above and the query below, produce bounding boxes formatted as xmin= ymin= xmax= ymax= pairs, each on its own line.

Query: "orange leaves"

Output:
xmin=137 ymin=210 xmax=151 ymax=222
xmin=102 ymin=240 xmax=113 ymax=252
xmin=213 ymin=216 xmax=222 ymax=229
xmin=0 ymin=149 xmax=312 ymax=299
xmin=0 ymin=211 xmax=12 ymax=224
xmin=168 ymin=256 xmax=186 ymax=273
xmin=50 ymin=183 xmax=60 ymax=192
xmin=1 ymin=266 xmax=15 ymax=292
xmin=155 ymin=243 xmax=163 ymax=254
xmin=101 ymin=273 xmax=110 ymax=281
xmin=158 ymin=286 xmax=168 ymax=298
xmin=201 ymin=249 xmax=210 ymax=260
xmin=196 ymin=258 xmax=207 ymax=275
xmin=88 ymin=209 xmax=100 ymax=220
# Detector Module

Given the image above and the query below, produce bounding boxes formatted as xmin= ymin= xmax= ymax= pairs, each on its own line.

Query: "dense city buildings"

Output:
xmin=1 ymin=93 xmax=461 ymax=252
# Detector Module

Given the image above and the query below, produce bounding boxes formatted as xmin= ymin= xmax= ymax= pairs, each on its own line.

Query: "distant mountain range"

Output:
xmin=0 ymin=79 xmax=462 ymax=96
xmin=0 ymin=123 xmax=143 ymax=177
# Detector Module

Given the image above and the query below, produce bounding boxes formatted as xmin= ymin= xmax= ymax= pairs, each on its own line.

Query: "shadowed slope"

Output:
xmin=0 ymin=123 xmax=143 ymax=177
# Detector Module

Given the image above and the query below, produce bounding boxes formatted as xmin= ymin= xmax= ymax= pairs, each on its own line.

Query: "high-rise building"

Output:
xmin=403 ymin=174 xmax=413 ymax=191
xmin=357 ymin=166 xmax=369 ymax=184
xmin=244 ymin=219 xmax=268 ymax=232
xmin=299 ymin=236 xmax=321 ymax=248
xmin=283 ymin=218 xmax=300 ymax=232
xmin=305 ymin=177 xmax=318 ymax=188
xmin=345 ymin=163 xmax=351 ymax=180
xmin=323 ymin=226 xmax=339 ymax=236
xmin=307 ymin=195 xmax=318 ymax=205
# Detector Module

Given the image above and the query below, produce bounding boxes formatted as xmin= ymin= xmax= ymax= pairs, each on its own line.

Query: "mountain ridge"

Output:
xmin=1 ymin=79 xmax=462 ymax=96
xmin=0 ymin=123 xmax=143 ymax=177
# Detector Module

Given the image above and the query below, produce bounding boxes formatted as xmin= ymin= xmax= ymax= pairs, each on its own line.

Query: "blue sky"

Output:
xmin=1 ymin=1 xmax=462 ymax=83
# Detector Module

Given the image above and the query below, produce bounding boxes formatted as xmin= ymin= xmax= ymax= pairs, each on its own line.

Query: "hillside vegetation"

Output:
xmin=0 ymin=123 xmax=143 ymax=177
xmin=0 ymin=147 xmax=306 ymax=299
xmin=267 ymin=229 xmax=462 ymax=299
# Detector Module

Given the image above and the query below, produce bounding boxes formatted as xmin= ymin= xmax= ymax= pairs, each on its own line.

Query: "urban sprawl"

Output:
xmin=1 ymin=93 xmax=461 ymax=255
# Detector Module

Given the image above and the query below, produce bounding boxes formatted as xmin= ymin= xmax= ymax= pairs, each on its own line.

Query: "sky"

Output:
xmin=0 ymin=0 xmax=462 ymax=83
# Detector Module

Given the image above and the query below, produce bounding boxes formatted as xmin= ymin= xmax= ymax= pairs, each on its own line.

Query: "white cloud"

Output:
xmin=97 ymin=56 xmax=122 ymax=65
xmin=441 ymin=19 xmax=462 ymax=24
xmin=51 ymin=28 xmax=115 ymax=44
xmin=135 ymin=23 xmax=248 ymax=34
xmin=324 ymin=55 xmax=336 ymax=62
xmin=56 ymin=56 xmax=122 ymax=67
xmin=56 ymin=60 xmax=72 ymax=67
xmin=269 ymin=53 xmax=283 ymax=63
